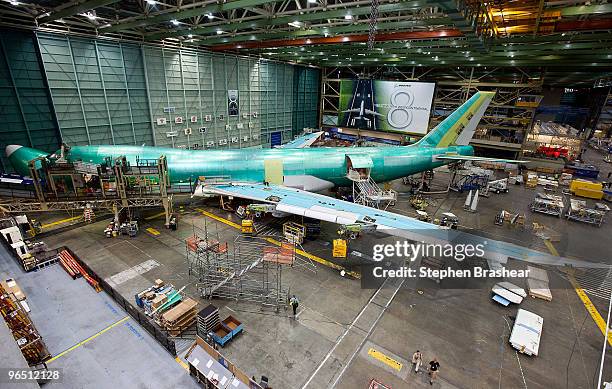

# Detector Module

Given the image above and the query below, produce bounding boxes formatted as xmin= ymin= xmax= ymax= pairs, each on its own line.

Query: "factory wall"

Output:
xmin=0 ymin=30 xmax=61 ymax=172
xmin=35 ymin=32 xmax=320 ymax=150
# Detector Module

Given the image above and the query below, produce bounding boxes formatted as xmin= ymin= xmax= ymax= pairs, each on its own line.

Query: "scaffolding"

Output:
xmin=530 ymin=193 xmax=565 ymax=217
xmin=565 ymin=199 xmax=605 ymax=227
xmin=186 ymin=232 xmax=294 ymax=311
xmin=0 ymin=154 xmax=175 ymax=226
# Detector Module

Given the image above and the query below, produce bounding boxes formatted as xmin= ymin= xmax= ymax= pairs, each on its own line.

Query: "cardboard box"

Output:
xmin=154 ymin=279 xmax=164 ymax=288
xmin=1 ymin=278 xmax=26 ymax=301
xmin=152 ymin=293 xmax=167 ymax=309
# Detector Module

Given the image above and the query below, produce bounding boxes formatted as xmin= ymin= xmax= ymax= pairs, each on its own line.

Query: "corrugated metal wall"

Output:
xmin=0 ymin=30 xmax=61 ymax=172
xmin=35 ymin=32 xmax=320 ymax=150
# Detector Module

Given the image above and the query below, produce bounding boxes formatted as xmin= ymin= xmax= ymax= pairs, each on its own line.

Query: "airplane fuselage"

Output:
xmin=60 ymin=144 xmax=473 ymax=189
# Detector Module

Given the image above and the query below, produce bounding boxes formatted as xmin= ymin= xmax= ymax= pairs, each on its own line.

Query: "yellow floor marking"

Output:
xmin=196 ymin=208 xmax=242 ymax=229
xmin=264 ymin=237 xmax=361 ymax=279
xmin=47 ymin=316 xmax=130 ymax=363
xmin=543 ymin=239 xmax=559 ymax=257
xmin=41 ymin=216 xmax=81 ymax=229
xmin=543 ymin=239 xmax=612 ymax=346
xmin=567 ymin=275 xmax=612 ymax=346
xmin=367 ymin=348 xmax=403 ymax=372
xmin=145 ymin=211 xmax=166 ymax=221
xmin=175 ymin=356 xmax=189 ymax=371
xmin=196 ymin=208 xmax=360 ymax=278
xmin=146 ymin=227 xmax=160 ymax=236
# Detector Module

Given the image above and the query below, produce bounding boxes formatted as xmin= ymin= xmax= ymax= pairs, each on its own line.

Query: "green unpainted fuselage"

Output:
xmin=69 ymin=144 xmax=473 ymax=186
xmin=8 ymin=143 xmax=473 ymax=187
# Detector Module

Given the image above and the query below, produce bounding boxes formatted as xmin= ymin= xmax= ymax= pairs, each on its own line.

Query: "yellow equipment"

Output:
xmin=283 ymin=222 xmax=305 ymax=244
xmin=569 ymin=179 xmax=603 ymax=200
xmin=241 ymin=219 xmax=254 ymax=234
xmin=333 ymin=239 xmax=347 ymax=258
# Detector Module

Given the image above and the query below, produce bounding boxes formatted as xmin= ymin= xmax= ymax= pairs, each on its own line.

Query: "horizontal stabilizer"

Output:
xmin=435 ymin=155 xmax=528 ymax=164
xmin=277 ymin=131 xmax=324 ymax=148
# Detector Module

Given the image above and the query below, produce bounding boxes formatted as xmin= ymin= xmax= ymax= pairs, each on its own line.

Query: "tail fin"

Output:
xmin=418 ymin=91 xmax=495 ymax=148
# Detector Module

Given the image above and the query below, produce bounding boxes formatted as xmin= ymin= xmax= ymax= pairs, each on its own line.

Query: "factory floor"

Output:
xmin=4 ymin=146 xmax=608 ymax=389
xmin=31 ymin=170 xmax=610 ymax=388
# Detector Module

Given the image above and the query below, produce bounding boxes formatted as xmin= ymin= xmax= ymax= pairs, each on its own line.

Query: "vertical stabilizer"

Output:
xmin=418 ymin=91 xmax=495 ymax=147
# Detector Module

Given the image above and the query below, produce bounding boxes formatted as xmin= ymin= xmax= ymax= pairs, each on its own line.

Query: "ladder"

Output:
xmin=83 ymin=207 xmax=95 ymax=223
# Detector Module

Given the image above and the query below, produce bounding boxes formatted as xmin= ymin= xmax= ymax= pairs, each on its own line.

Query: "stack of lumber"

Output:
xmin=160 ymin=297 xmax=198 ymax=336
xmin=59 ymin=250 xmax=101 ymax=292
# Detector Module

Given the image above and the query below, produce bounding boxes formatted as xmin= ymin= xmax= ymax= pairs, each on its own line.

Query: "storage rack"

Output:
xmin=0 ymin=283 xmax=50 ymax=365
xmin=530 ymin=193 xmax=565 ymax=217
xmin=196 ymin=304 xmax=220 ymax=338
xmin=566 ymin=199 xmax=605 ymax=227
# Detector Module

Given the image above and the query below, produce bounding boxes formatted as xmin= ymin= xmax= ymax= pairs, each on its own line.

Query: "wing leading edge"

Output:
xmin=195 ymin=182 xmax=607 ymax=269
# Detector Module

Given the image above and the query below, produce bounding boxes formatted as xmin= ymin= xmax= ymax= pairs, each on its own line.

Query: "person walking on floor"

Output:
xmin=289 ymin=295 xmax=299 ymax=318
xmin=428 ymin=358 xmax=440 ymax=385
xmin=411 ymin=350 xmax=423 ymax=373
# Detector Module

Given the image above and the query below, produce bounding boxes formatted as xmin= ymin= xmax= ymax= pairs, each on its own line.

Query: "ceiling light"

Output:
xmin=288 ymin=21 xmax=302 ymax=28
xmin=307 ymin=0 xmax=317 ymax=3
xmin=9 ymin=0 xmax=20 ymax=5
xmin=145 ymin=0 xmax=156 ymax=4
xmin=187 ymin=34 xmax=193 ymax=38
xmin=206 ymin=13 xmax=214 ymax=19
xmin=171 ymin=19 xmax=179 ymax=25
xmin=344 ymin=14 xmax=353 ymax=20
xmin=305 ymin=39 xmax=312 ymax=44
xmin=83 ymin=13 xmax=98 ymax=20
xmin=342 ymin=37 xmax=349 ymax=42
xmin=216 ymin=30 xmax=224 ymax=34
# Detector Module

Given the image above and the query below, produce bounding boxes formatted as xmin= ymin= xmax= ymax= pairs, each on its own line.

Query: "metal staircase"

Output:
xmin=348 ymin=169 xmax=397 ymax=209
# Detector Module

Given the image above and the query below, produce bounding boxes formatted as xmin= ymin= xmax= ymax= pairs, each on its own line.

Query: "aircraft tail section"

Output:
xmin=418 ymin=91 xmax=495 ymax=148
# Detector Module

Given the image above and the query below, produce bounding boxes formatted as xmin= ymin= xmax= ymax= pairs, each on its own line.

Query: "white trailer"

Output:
xmin=509 ymin=309 xmax=543 ymax=356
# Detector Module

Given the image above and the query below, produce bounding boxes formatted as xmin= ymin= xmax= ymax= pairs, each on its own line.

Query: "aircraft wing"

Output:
xmin=363 ymin=109 xmax=383 ymax=117
xmin=278 ymin=132 xmax=324 ymax=149
xmin=435 ymin=155 xmax=528 ymax=164
xmin=194 ymin=182 xmax=607 ymax=269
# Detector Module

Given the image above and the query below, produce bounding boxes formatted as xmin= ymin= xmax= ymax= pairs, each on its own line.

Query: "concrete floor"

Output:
xmin=0 ymin=241 xmax=198 ymax=389
xmin=4 ymin=146 xmax=611 ymax=389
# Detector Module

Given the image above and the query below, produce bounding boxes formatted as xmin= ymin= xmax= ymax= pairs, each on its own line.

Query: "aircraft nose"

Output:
xmin=5 ymin=145 xmax=23 ymax=157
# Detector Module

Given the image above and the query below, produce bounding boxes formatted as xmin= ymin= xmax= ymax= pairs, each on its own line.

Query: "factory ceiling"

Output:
xmin=1 ymin=0 xmax=611 ymax=86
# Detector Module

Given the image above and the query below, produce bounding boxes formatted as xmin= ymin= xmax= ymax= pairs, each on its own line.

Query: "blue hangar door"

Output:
xmin=270 ymin=131 xmax=282 ymax=147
